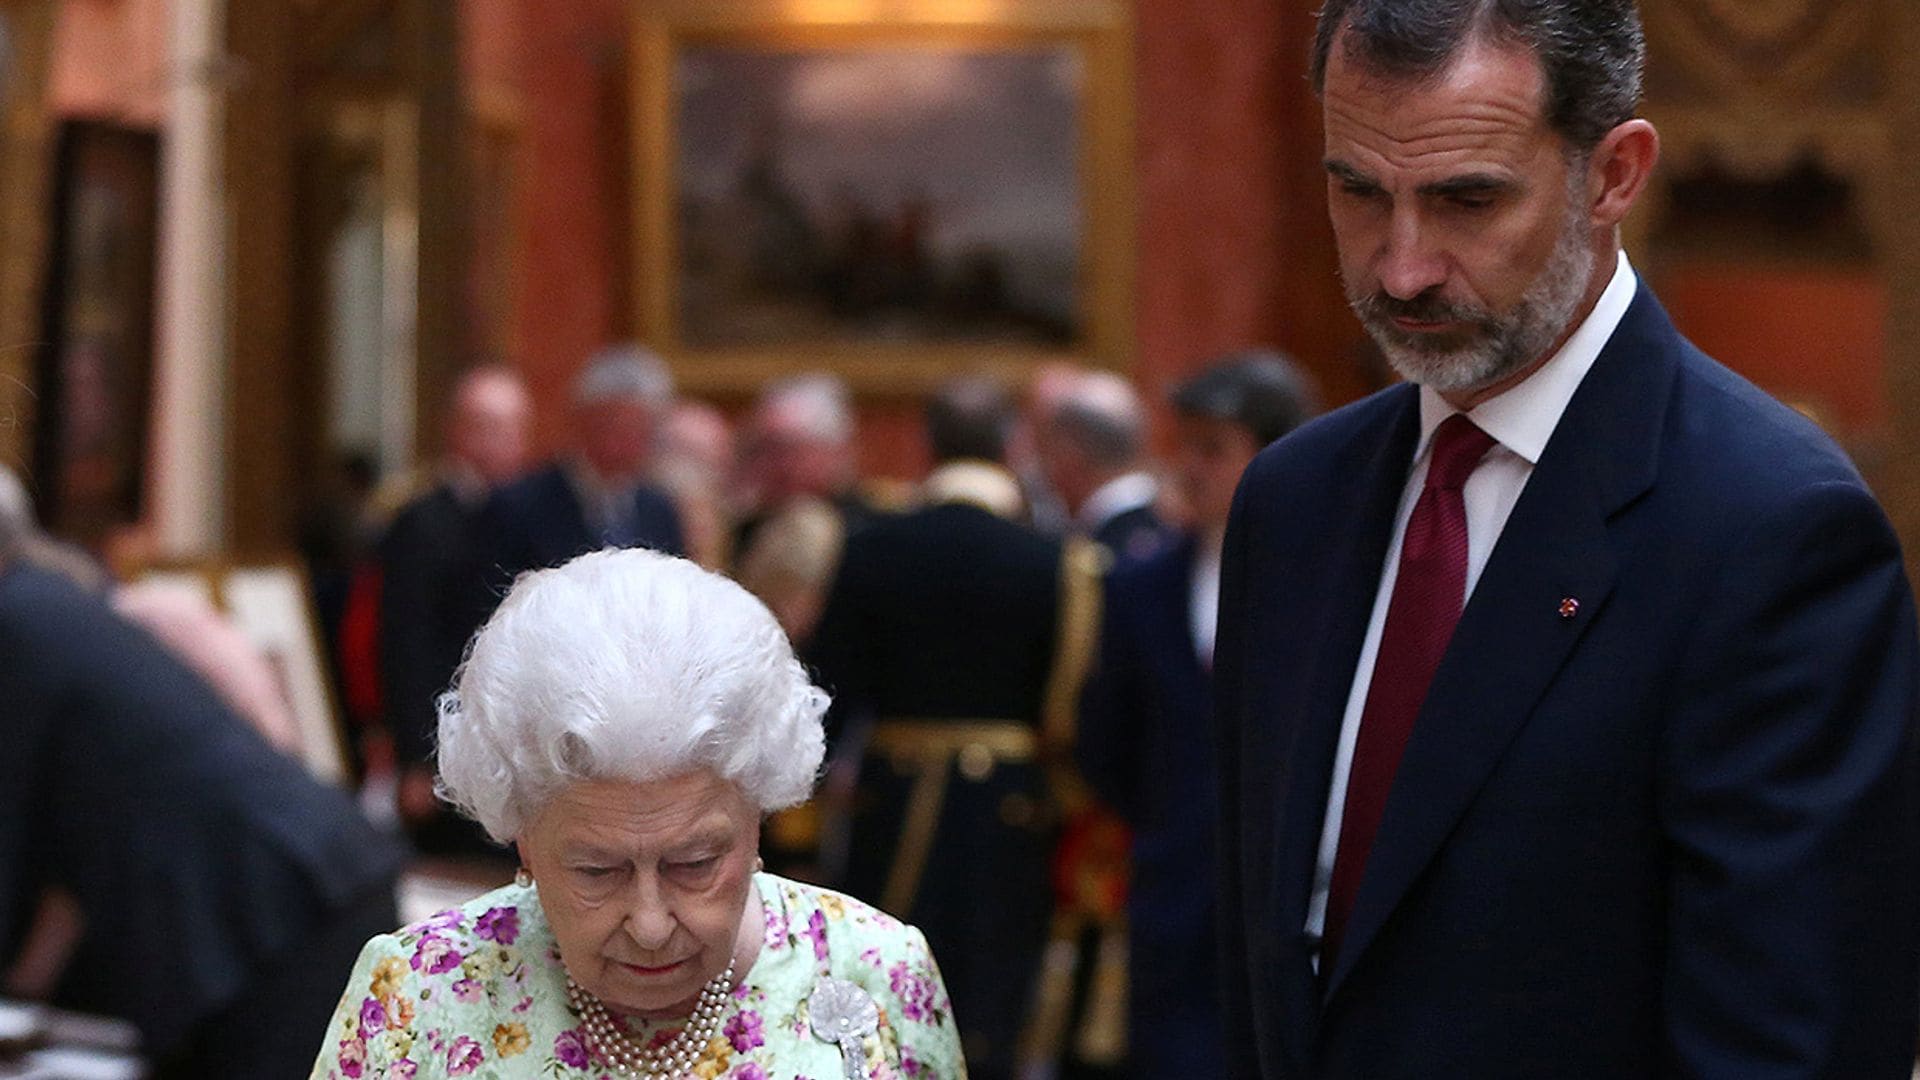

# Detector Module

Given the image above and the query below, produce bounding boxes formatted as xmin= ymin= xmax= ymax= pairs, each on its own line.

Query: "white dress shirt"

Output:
xmin=1190 ymin=532 xmax=1224 ymax=668
xmin=1076 ymin=471 xmax=1159 ymax=536
xmin=1304 ymin=252 xmax=1639 ymax=960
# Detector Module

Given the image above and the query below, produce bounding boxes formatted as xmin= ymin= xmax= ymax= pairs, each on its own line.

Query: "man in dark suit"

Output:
xmin=1215 ymin=3 xmax=1920 ymax=1077
xmin=481 ymin=344 xmax=685 ymax=592
xmin=808 ymin=378 xmax=1096 ymax=1080
xmin=1078 ymin=351 xmax=1316 ymax=1078
xmin=378 ymin=365 xmax=530 ymax=856
xmin=0 ymin=559 xmax=405 ymax=1078
xmin=1039 ymin=369 xmax=1170 ymax=562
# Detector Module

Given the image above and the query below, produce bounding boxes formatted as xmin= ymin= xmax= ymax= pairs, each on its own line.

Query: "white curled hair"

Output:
xmin=436 ymin=548 xmax=828 ymax=843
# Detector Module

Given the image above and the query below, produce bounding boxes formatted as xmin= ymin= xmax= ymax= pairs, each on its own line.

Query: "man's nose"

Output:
xmin=1375 ymin=213 xmax=1448 ymax=301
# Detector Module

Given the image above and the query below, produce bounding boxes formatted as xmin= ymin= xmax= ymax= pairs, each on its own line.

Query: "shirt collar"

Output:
xmin=1416 ymin=250 xmax=1637 ymax=466
xmin=920 ymin=460 xmax=1025 ymax=519
xmin=1077 ymin=470 xmax=1158 ymax=533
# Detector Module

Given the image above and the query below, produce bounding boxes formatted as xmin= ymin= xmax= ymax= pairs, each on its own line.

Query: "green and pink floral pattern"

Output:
xmin=310 ymin=874 xmax=964 ymax=1079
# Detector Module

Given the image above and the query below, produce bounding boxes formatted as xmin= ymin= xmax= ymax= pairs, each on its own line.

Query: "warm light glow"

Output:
xmin=772 ymin=0 xmax=1037 ymax=24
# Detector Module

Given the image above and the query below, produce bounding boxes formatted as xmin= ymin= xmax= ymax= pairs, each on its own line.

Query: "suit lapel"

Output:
xmin=1257 ymin=389 xmax=1421 ymax=1064
xmin=1322 ymin=285 xmax=1678 ymax=1000
xmin=1146 ymin=536 xmax=1208 ymax=687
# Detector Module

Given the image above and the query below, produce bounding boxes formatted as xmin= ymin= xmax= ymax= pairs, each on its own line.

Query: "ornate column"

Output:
xmin=150 ymin=0 xmax=229 ymax=556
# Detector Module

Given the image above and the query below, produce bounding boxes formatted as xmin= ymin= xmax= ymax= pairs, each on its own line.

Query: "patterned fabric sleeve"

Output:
xmin=309 ymin=900 xmax=544 ymax=1080
xmin=876 ymin=924 xmax=967 ymax=1080
xmin=310 ymin=932 xmax=445 ymax=1080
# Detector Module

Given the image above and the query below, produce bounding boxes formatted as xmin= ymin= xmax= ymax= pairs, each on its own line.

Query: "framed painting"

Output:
xmin=631 ymin=0 xmax=1134 ymax=396
xmin=31 ymin=121 xmax=160 ymax=548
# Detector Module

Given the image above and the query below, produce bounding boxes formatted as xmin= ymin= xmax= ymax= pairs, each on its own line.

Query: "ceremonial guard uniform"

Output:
xmin=807 ymin=462 xmax=1102 ymax=1080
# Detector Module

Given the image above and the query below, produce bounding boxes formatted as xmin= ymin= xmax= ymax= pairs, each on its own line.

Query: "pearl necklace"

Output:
xmin=566 ymin=960 xmax=736 ymax=1079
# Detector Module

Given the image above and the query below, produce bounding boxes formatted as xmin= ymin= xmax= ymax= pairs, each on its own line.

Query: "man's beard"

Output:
xmin=1346 ymin=201 xmax=1596 ymax=396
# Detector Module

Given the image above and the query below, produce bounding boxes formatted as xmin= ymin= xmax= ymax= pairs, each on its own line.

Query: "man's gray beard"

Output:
xmin=1347 ymin=206 xmax=1596 ymax=396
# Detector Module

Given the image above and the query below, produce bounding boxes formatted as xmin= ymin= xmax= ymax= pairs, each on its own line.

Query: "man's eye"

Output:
xmin=1447 ymin=194 xmax=1495 ymax=211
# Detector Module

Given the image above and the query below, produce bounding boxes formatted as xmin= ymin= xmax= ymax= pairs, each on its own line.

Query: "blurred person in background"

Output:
xmin=1039 ymin=370 xmax=1170 ymax=563
xmin=480 ymin=344 xmax=684 ymax=592
xmin=1075 ymin=351 xmax=1318 ymax=1078
xmin=0 ymin=464 xmax=299 ymax=755
xmin=654 ymin=398 xmax=737 ymax=570
xmin=807 ymin=377 xmax=1102 ymax=1079
xmin=0 ymin=530 xmax=404 ymax=1077
xmin=312 ymin=549 xmax=963 ymax=1079
xmin=1008 ymin=360 xmax=1085 ymax=533
xmin=734 ymin=373 xmax=885 ymax=553
xmin=377 ymin=365 xmax=531 ymax=860
xmin=733 ymin=373 xmax=891 ymax=653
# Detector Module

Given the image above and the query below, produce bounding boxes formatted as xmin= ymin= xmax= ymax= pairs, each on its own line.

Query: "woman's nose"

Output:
xmin=622 ymin=878 xmax=676 ymax=951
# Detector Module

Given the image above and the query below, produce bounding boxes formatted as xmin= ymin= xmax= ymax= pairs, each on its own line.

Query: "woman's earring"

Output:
xmin=515 ymin=867 xmax=534 ymax=888
xmin=753 ymin=855 xmax=765 ymax=874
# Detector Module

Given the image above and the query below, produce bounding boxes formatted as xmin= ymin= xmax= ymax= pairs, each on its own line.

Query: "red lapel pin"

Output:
xmin=1558 ymin=597 xmax=1580 ymax=619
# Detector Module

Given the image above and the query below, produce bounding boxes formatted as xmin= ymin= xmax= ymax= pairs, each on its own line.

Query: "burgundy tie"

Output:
xmin=1322 ymin=414 xmax=1496 ymax=967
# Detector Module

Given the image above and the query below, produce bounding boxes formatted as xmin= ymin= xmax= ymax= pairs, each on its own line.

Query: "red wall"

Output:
xmin=490 ymin=0 xmax=1333 ymax=478
xmin=495 ymin=0 xmax=631 ymax=457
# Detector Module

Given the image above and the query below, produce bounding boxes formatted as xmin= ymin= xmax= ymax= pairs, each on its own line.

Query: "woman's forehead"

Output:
xmin=532 ymin=772 xmax=752 ymax=849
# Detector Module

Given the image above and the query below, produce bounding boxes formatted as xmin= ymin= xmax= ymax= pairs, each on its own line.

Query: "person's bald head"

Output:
xmin=1025 ymin=361 xmax=1088 ymax=426
xmin=1041 ymin=369 xmax=1148 ymax=513
xmin=659 ymin=400 xmax=735 ymax=481
xmin=448 ymin=366 xmax=531 ymax=488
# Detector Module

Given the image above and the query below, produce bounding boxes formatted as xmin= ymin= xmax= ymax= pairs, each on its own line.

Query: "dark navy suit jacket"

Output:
xmin=478 ymin=462 xmax=684 ymax=593
xmin=1078 ymin=534 xmax=1225 ymax=1078
xmin=0 ymin=564 xmax=404 ymax=1057
xmin=1215 ymin=285 xmax=1920 ymax=1078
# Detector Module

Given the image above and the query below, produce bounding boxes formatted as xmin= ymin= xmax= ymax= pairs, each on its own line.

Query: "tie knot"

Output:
xmin=1425 ymin=414 xmax=1495 ymax=492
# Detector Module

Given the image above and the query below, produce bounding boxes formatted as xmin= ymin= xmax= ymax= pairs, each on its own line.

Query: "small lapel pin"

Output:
xmin=1558 ymin=597 xmax=1580 ymax=620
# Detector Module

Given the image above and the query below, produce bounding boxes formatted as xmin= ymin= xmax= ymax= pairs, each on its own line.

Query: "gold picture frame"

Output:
xmin=631 ymin=0 xmax=1135 ymax=397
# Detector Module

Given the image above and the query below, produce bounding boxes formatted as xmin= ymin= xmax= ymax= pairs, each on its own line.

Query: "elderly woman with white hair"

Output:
xmin=311 ymin=549 xmax=964 ymax=1079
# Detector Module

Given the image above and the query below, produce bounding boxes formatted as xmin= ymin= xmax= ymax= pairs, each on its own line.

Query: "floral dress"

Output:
xmin=310 ymin=872 xmax=966 ymax=1079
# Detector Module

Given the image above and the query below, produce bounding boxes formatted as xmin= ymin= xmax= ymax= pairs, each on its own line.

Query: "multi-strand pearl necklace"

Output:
xmin=566 ymin=959 xmax=736 ymax=1079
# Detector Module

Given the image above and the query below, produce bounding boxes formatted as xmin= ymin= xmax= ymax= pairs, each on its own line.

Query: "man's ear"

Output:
xmin=1586 ymin=119 xmax=1660 ymax=229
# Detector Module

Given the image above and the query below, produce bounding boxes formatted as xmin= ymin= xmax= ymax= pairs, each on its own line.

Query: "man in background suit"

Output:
xmin=1215 ymin=2 xmax=1920 ymax=1077
xmin=1039 ymin=370 xmax=1170 ymax=562
xmin=481 ymin=345 xmax=685 ymax=592
xmin=1077 ymin=351 xmax=1316 ymax=1078
xmin=378 ymin=365 xmax=530 ymax=856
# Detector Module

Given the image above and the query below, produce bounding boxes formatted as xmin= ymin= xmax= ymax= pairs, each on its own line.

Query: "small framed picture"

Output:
xmin=218 ymin=564 xmax=350 ymax=785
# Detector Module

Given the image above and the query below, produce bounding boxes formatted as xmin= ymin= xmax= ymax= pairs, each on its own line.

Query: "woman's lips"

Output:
xmin=619 ymin=958 xmax=688 ymax=976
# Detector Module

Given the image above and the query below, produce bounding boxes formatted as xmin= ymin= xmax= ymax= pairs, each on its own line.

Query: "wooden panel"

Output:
xmin=0 ymin=1 xmax=61 ymax=470
xmin=1878 ymin=0 xmax=1920 ymax=580
xmin=225 ymin=0 xmax=301 ymax=557
xmin=405 ymin=0 xmax=469 ymax=458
